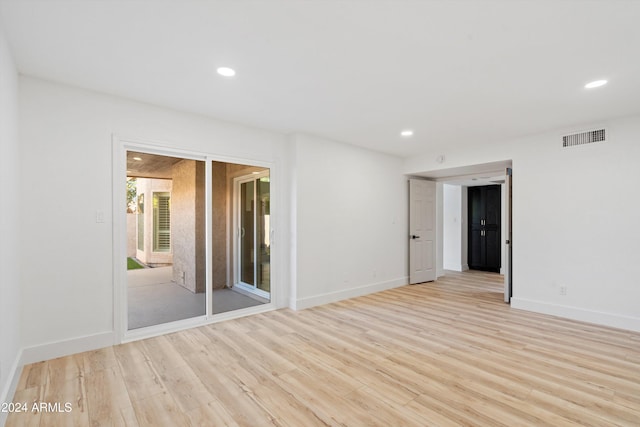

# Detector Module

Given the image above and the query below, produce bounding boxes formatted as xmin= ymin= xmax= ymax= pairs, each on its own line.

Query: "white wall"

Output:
xmin=17 ymin=77 xmax=410 ymax=364
xmin=18 ymin=77 xmax=290 ymax=354
xmin=443 ymin=184 xmax=463 ymax=271
xmin=292 ymin=134 xmax=408 ymax=308
xmin=0 ymin=21 xmax=21 ymax=416
xmin=405 ymin=116 xmax=640 ymax=331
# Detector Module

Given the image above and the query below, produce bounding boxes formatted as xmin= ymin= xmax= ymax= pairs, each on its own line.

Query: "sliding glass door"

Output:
xmin=235 ymin=171 xmax=270 ymax=299
xmin=125 ymin=151 xmax=206 ymax=330
xmin=121 ymin=146 xmax=275 ymax=332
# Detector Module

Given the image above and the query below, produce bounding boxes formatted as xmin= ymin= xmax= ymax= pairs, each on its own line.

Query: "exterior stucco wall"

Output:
xmin=135 ymin=178 xmax=173 ymax=265
xmin=126 ymin=213 xmax=136 ymax=257
xmin=171 ymin=159 xmax=205 ymax=293
xmin=212 ymin=161 xmax=228 ymax=289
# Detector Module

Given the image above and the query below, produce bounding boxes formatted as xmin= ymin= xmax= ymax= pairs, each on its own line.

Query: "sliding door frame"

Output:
xmin=233 ymin=170 xmax=271 ymax=300
xmin=112 ymin=135 xmax=278 ymax=344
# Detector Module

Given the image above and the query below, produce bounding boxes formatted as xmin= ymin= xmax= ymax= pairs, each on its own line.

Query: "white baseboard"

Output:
xmin=0 ymin=349 xmax=23 ymax=426
xmin=511 ymin=297 xmax=640 ymax=333
xmin=294 ymin=277 xmax=408 ymax=310
xmin=444 ymin=264 xmax=468 ymax=272
xmin=20 ymin=331 xmax=115 ymax=366
xmin=1 ymin=332 xmax=115 ymax=423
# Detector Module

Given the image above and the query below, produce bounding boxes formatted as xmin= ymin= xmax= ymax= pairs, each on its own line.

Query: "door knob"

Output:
xmin=410 ymin=235 xmax=420 ymax=239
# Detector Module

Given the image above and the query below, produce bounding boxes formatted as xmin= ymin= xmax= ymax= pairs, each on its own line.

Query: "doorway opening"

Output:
xmin=211 ymin=161 xmax=270 ymax=314
xmin=123 ymin=150 xmax=272 ymax=333
xmin=125 ymin=151 xmax=206 ymax=329
xmin=467 ymin=184 xmax=501 ymax=273
xmin=233 ymin=170 xmax=271 ymax=300
xmin=411 ymin=160 xmax=513 ymax=303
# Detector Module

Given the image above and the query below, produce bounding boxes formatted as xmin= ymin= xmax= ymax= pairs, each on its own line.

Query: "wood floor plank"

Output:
xmin=130 ymin=391 xmax=190 ymax=427
xmin=184 ymin=399 xmax=240 ymax=427
xmin=40 ymin=377 xmax=89 ymax=427
xmin=16 ymin=361 xmax=48 ymax=390
xmin=4 ymin=387 xmax=43 ymax=427
xmin=84 ymin=366 xmax=136 ymax=427
xmin=6 ymin=270 xmax=640 ymax=426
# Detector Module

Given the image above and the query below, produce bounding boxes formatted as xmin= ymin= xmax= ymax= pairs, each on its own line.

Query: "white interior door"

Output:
xmin=504 ymin=168 xmax=512 ymax=302
xmin=409 ymin=179 xmax=436 ymax=284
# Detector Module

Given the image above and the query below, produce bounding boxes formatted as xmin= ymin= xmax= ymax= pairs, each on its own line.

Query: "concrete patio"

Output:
xmin=127 ymin=266 xmax=265 ymax=329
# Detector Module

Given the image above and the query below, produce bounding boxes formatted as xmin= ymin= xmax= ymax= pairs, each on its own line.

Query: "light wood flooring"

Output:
xmin=7 ymin=271 xmax=640 ymax=426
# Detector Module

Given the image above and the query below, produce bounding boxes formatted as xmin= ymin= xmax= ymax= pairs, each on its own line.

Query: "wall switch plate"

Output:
xmin=96 ymin=210 xmax=105 ymax=223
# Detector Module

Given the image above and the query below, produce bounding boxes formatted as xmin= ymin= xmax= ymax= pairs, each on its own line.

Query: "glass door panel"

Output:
xmin=240 ymin=181 xmax=255 ymax=286
xmin=257 ymin=177 xmax=270 ymax=292
xmin=126 ymin=151 xmax=206 ymax=330
xmin=212 ymin=163 xmax=270 ymax=315
xmin=233 ymin=170 xmax=271 ymax=300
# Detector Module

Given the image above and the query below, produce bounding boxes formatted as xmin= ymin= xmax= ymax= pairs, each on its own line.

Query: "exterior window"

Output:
xmin=137 ymin=194 xmax=144 ymax=251
xmin=153 ymin=192 xmax=171 ymax=252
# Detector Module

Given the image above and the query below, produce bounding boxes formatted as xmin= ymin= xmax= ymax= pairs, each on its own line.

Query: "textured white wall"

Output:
xmin=443 ymin=184 xmax=463 ymax=271
xmin=135 ymin=177 xmax=173 ymax=265
xmin=405 ymin=116 xmax=640 ymax=331
xmin=292 ymin=134 xmax=408 ymax=308
xmin=0 ymin=21 xmax=21 ymax=410
xmin=126 ymin=213 xmax=136 ymax=257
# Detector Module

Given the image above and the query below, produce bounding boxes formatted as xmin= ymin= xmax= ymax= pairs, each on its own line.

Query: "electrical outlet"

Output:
xmin=559 ymin=286 xmax=567 ymax=296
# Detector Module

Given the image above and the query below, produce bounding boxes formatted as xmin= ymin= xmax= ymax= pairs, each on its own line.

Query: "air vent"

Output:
xmin=562 ymin=128 xmax=606 ymax=148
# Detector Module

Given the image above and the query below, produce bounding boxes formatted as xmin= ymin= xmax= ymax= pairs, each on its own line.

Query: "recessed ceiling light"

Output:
xmin=400 ymin=130 xmax=414 ymax=137
xmin=217 ymin=67 xmax=236 ymax=77
xmin=585 ymin=79 xmax=607 ymax=89
xmin=133 ymin=157 xmax=142 ymax=161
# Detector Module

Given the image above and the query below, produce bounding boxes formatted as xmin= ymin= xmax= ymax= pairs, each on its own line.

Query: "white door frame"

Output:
xmin=112 ymin=135 xmax=278 ymax=344
xmin=232 ymin=170 xmax=271 ymax=300
xmin=413 ymin=160 xmax=513 ymax=302
xmin=504 ymin=167 xmax=513 ymax=302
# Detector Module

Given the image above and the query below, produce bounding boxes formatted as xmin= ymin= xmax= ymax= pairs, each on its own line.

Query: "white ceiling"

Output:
xmin=1 ymin=0 xmax=639 ymax=158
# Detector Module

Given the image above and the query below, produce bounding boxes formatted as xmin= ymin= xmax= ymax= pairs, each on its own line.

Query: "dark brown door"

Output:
xmin=468 ymin=185 xmax=501 ymax=272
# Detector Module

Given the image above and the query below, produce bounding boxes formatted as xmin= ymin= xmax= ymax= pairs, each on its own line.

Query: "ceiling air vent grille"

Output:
xmin=562 ymin=128 xmax=606 ymax=148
